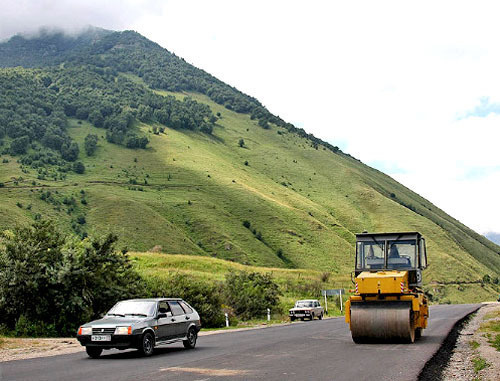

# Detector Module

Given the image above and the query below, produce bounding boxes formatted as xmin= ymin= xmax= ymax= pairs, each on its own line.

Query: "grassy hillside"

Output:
xmin=1 ymin=88 xmax=499 ymax=283
xmin=0 ymin=30 xmax=499 ymax=303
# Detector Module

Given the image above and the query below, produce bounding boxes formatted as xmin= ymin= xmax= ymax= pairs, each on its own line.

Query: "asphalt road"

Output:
xmin=1 ymin=304 xmax=480 ymax=381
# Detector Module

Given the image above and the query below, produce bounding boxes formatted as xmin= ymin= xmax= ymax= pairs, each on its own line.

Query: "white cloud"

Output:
xmin=0 ymin=0 xmax=160 ymax=39
xmin=2 ymin=0 xmax=500 ymax=234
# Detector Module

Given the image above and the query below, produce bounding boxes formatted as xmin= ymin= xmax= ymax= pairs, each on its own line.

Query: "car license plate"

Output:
xmin=91 ymin=335 xmax=111 ymax=341
xmin=295 ymin=314 xmax=304 ymax=317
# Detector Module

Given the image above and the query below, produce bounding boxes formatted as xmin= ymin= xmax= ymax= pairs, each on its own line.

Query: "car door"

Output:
xmin=179 ymin=300 xmax=196 ymax=333
xmin=168 ymin=301 xmax=187 ymax=338
xmin=315 ymin=301 xmax=322 ymax=316
xmin=157 ymin=301 xmax=176 ymax=341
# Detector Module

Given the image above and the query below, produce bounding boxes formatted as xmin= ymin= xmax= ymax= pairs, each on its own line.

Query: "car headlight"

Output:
xmin=79 ymin=327 xmax=92 ymax=335
xmin=114 ymin=326 xmax=132 ymax=335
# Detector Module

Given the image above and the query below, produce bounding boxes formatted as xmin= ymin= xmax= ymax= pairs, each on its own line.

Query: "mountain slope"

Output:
xmin=0 ymin=30 xmax=498 ymax=300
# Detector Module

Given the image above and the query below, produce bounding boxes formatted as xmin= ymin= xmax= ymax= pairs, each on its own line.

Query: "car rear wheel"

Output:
xmin=138 ymin=332 xmax=155 ymax=356
xmin=183 ymin=327 xmax=197 ymax=349
xmin=319 ymin=313 xmax=323 ymax=320
xmin=86 ymin=346 xmax=103 ymax=358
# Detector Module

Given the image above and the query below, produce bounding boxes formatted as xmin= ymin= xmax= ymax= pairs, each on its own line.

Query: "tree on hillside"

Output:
xmin=84 ymin=134 xmax=98 ymax=156
xmin=9 ymin=136 xmax=30 ymax=155
xmin=73 ymin=161 xmax=85 ymax=174
xmin=61 ymin=142 xmax=79 ymax=161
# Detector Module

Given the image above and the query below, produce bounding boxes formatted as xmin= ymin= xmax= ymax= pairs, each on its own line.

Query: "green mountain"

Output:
xmin=0 ymin=29 xmax=498 ymax=301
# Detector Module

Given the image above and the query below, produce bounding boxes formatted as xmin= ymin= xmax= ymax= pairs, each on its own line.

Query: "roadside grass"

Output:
xmin=479 ymin=320 xmax=500 ymax=333
xmin=469 ymin=340 xmax=480 ymax=349
xmin=488 ymin=334 xmax=500 ymax=351
xmin=1 ymin=81 xmax=499 ymax=302
xmin=482 ymin=309 xmax=500 ymax=320
xmin=471 ymin=356 xmax=489 ymax=373
xmin=479 ymin=315 xmax=500 ymax=352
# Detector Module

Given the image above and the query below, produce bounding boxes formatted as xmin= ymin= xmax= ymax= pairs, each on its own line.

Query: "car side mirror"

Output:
xmin=157 ymin=313 xmax=167 ymax=319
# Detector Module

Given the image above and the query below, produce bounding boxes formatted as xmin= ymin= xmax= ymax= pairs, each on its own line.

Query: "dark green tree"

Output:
xmin=61 ymin=142 xmax=79 ymax=161
xmin=224 ymin=272 xmax=281 ymax=320
xmin=73 ymin=161 xmax=85 ymax=174
xmin=0 ymin=221 xmax=144 ymax=336
xmin=10 ymin=136 xmax=30 ymax=155
xmin=84 ymin=134 xmax=98 ymax=156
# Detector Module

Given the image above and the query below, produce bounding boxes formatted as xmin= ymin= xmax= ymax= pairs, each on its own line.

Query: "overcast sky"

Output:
xmin=2 ymin=0 xmax=500 ymax=235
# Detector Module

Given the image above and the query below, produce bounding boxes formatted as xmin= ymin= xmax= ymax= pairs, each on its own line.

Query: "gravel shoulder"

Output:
xmin=442 ymin=302 xmax=500 ymax=381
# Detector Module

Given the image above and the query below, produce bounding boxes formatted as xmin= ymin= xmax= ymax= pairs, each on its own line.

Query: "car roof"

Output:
xmin=120 ymin=298 xmax=183 ymax=303
xmin=296 ymin=299 xmax=317 ymax=302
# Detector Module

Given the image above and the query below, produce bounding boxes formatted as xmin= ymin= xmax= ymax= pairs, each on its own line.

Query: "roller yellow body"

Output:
xmin=346 ymin=232 xmax=429 ymax=343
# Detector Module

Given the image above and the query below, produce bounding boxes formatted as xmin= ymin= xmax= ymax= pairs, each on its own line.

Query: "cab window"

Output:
xmin=356 ymin=241 xmax=384 ymax=269
xmin=387 ymin=240 xmax=416 ymax=268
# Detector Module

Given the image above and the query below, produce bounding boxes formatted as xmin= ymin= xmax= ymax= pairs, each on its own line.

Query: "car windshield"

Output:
xmin=295 ymin=301 xmax=313 ymax=308
xmin=107 ymin=301 xmax=157 ymax=317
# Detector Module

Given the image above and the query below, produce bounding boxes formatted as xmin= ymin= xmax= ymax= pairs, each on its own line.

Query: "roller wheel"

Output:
xmin=350 ymin=302 xmax=416 ymax=343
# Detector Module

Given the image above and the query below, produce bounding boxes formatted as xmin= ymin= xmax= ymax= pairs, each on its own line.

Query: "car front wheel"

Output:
xmin=138 ymin=332 xmax=155 ymax=356
xmin=183 ymin=327 xmax=197 ymax=349
xmin=86 ymin=346 xmax=103 ymax=358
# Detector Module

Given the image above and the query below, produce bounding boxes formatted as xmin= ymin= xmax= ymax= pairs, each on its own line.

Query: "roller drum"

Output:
xmin=350 ymin=301 xmax=415 ymax=343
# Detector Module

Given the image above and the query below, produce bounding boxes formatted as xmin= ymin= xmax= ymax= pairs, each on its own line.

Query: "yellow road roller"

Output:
xmin=345 ymin=232 xmax=429 ymax=343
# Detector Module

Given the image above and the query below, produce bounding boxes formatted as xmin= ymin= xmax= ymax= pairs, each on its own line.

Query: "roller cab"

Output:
xmin=345 ymin=232 xmax=429 ymax=343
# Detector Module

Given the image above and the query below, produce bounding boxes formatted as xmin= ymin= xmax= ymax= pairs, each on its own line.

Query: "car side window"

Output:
xmin=158 ymin=301 xmax=171 ymax=316
xmin=168 ymin=301 xmax=185 ymax=316
xmin=180 ymin=301 xmax=194 ymax=314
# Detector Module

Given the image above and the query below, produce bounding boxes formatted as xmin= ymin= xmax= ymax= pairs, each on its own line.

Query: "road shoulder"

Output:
xmin=442 ymin=302 xmax=500 ymax=381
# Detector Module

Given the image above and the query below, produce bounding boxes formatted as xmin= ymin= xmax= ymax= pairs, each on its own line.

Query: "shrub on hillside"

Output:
xmin=84 ymin=134 xmax=98 ymax=156
xmin=0 ymin=221 xmax=144 ymax=336
xmin=145 ymin=273 xmax=225 ymax=328
xmin=224 ymin=271 xmax=281 ymax=320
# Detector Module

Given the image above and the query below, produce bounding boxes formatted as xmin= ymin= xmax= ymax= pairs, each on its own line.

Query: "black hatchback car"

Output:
xmin=77 ymin=298 xmax=201 ymax=358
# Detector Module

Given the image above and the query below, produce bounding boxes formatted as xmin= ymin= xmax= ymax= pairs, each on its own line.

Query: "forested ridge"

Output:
xmin=0 ymin=28 xmax=342 ymax=162
xmin=0 ymin=45 xmax=219 ymax=174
